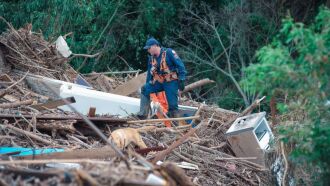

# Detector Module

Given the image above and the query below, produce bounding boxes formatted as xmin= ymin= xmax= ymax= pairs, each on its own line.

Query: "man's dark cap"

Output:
xmin=143 ymin=37 xmax=160 ymax=49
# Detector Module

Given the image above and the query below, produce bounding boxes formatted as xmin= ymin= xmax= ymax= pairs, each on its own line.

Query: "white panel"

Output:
xmin=59 ymin=84 xmax=140 ymax=117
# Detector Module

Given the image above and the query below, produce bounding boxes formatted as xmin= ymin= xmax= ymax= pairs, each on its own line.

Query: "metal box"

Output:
xmin=226 ymin=112 xmax=273 ymax=166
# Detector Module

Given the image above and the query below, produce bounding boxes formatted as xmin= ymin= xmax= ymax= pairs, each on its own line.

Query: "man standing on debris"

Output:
xmin=137 ymin=37 xmax=186 ymax=120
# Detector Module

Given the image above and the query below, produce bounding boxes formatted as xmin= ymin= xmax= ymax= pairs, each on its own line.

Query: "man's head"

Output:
xmin=144 ymin=37 xmax=161 ymax=56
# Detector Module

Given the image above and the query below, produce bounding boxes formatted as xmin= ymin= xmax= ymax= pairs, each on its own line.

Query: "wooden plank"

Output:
xmin=30 ymin=97 xmax=76 ymax=110
xmin=88 ymin=107 xmax=96 ymax=117
xmin=111 ymin=72 xmax=146 ymax=96
xmin=19 ymin=147 xmax=116 ymax=160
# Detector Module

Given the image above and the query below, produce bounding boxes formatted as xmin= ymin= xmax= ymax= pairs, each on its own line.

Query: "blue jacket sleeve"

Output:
xmin=146 ymin=56 xmax=152 ymax=83
xmin=167 ymin=48 xmax=186 ymax=80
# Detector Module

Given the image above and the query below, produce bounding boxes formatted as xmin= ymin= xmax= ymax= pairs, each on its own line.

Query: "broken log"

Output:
xmin=0 ymin=99 xmax=34 ymax=109
xmin=182 ymin=78 xmax=215 ymax=93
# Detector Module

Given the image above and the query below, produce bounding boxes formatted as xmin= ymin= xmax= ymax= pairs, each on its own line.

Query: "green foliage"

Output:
xmin=242 ymin=7 xmax=330 ymax=184
xmin=0 ymin=0 xmax=327 ymax=112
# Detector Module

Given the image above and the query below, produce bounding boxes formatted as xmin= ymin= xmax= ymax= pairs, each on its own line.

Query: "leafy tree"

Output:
xmin=242 ymin=7 xmax=330 ymax=185
xmin=170 ymin=0 xmax=280 ymax=108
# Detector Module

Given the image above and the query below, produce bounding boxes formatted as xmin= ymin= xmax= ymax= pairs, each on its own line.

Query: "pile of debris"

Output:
xmin=0 ymin=20 xmax=273 ymax=185
xmin=0 ymin=18 xmax=77 ymax=82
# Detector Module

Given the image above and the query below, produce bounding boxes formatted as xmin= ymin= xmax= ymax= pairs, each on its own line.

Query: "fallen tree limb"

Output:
xmin=71 ymin=52 xmax=100 ymax=58
xmin=1 ymin=124 xmax=53 ymax=145
xmin=0 ymin=72 xmax=28 ymax=98
xmin=183 ymin=78 xmax=215 ymax=93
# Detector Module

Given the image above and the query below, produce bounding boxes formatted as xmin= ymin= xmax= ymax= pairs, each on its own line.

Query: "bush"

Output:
xmin=242 ymin=7 xmax=330 ymax=185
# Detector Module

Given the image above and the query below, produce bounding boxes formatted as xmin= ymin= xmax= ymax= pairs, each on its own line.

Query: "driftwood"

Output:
xmin=183 ymin=78 xmax=215 ymax=93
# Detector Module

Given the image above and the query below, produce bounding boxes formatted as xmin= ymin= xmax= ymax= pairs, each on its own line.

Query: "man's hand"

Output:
xmin=178 ymin=80 xmax=185 ymax=91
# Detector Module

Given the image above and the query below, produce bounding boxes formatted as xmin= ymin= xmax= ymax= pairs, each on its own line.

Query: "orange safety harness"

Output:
xmin=150 ymin=50 xmax=178 ymax=84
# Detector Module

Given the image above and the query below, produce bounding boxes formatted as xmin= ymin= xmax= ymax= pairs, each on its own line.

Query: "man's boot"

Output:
xmin=137 ymin=93 xmax=150 ymax=119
